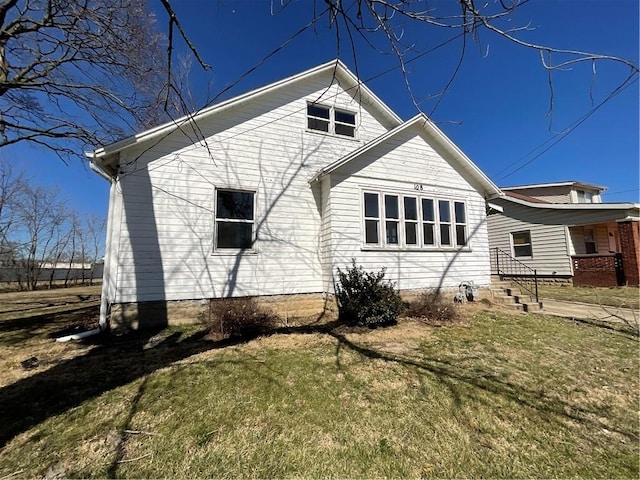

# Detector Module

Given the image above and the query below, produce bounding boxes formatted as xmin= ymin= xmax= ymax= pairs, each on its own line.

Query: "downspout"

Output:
xmin=56 ymin=159 xmax=115 ymax=342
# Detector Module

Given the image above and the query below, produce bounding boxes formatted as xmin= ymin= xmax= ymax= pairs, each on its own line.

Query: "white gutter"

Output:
xmin=502 ymin=195 xmax=640 ymax=210
xmin=487 ymin=202 xmax=504 ymax=213
xmin=89 ymin=160 xmax=112 ymax=182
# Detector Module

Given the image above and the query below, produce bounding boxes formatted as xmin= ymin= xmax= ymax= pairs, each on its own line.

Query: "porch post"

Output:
xmin=617 ymin=220 xmax=640 ymax=286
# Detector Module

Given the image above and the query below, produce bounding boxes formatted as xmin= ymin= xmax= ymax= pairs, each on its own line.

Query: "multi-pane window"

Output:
xmin=307 ymin=103 xmax=356 ymax=138
xmin=454 ymin=201 xmax=467 ymax=246
xmin=384 ymin=195 xmax=399 ymax=245
xmin=438 ymin=200 xmax=452 ymax=246
xmin=511 ymin=231 xmax=532 ymax=257
xmin=422 ymin=198 xmax=435 ymax=246
xmin=363 ymin=192 xmax=380 ymax=245
xmin=404 ymin=197 xmax=418 ymax=245
xmin=307 ymin=104 xmax=330 ymax=133
xmin=362 ymin=191 xmax=468 ymax=249
xmin=215 ymin=190 xmax=255 ymax=249
xmin=334 ymin=110 xmax=356 ymax=137
xmin=577 ymin=190 xmax=594 ymax=204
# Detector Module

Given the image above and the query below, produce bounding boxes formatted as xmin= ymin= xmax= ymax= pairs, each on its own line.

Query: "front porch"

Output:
xmin=569 ymin=220 xmax=639 ymax=287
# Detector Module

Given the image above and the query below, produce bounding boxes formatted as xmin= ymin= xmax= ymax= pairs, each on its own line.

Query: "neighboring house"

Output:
xmin=487 ymin=181 xmax=640 ymax=287
xmin=88 ymin=59 xmax=501 ymax=329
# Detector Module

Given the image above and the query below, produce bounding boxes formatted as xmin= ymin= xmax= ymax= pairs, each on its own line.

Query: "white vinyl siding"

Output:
xmin=328 ymin=125 xmax=491 ymax=292
xmin=109 ymin=70 xmax=391 ymax=303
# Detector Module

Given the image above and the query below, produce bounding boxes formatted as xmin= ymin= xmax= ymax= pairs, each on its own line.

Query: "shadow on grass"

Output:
xmin=323 ymin=327 xmax=639 ymax=442
xmin=0 ymin=306 xmax=100 ymax=347
xmin=566 ymin=316 xmax=639 ymax=339
xmin=0 ymin=316 xmax=637 ymax=450
xmin=0 ymin=327 xmax=243 ymax=448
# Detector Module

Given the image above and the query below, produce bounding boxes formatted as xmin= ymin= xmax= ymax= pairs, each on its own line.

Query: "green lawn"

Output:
xmin=0 ymin=309 xmax=638 ymax=478
xmin=538 ymin=284 xmax=640 ymax=309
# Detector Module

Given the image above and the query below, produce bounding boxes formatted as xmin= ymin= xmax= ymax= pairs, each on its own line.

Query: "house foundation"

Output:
xmin=108 ymin=287 xmax=482 ymax=331
xmin=109 ymin=293 xmax=339 ymax=331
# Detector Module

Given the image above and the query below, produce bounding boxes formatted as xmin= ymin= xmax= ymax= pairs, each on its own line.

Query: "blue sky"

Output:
xmin=4 ymin=0 xmax=639 ymax=219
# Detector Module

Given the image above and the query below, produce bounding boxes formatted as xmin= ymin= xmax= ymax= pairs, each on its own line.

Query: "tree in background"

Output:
xmin=0 ymin=159 xmax=106 ymax=290
xmin=0 ymin=0 xmax=184 ymax=162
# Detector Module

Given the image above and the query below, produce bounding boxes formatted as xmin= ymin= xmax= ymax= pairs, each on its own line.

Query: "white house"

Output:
xmin=88 ymin=60 xmax=501 ymax=329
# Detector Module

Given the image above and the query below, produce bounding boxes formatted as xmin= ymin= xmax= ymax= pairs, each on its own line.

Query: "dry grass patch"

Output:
xmin=538 ymin=284 xmax=640 ymax=309
xmin=0 ymin=305 xmax=637 ymax=478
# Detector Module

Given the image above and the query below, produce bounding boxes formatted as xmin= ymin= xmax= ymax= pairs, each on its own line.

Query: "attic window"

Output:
xmin=307 ymin=103 xmax=356 ymax=138
xmin=307 ymin=104 xmax=330 ymax=133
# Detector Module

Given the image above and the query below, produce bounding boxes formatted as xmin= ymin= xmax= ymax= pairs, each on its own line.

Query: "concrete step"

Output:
xmin=489 ymin=280 xmax=543 ymax=313
xmin=521 ymin=302 xmax=544 ymax=312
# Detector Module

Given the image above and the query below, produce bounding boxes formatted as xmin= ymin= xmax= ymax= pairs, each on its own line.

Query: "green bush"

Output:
xmin=335 ymin=260 xmax=403 ymax=328
xmin=201 ymin=297 xmax=279 ymax=339
xmin=405 ymin=290 xmax=459 ymax=323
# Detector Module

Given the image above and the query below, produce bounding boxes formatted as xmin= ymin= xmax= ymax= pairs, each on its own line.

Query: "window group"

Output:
xmin=363 ymin=191 xmax=468 ymax=249
xmin=307 ymin=103 xmax=356 ymax=138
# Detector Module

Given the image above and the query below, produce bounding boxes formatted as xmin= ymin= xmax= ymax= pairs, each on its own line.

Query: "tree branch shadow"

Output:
xmin=1 ymin=312 xmax=637 ymax=451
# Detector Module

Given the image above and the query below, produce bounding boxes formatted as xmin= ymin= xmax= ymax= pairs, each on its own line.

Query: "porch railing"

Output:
xmin=492 ymin=247 xmax=539 ymax=303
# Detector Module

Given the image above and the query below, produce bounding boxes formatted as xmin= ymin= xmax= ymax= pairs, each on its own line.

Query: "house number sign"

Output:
xmin=414 ymin=184 xmax=425 ymax=191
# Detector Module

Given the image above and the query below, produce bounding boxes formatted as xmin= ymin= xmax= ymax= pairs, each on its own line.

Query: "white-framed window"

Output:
xmin=403 ymin=196 xmax=419 ymax=246
xmin=384 ymin=194 xmax=400 ymax=245
xmin=511 ymin=230 xmax=532 ymax=257
xmin=307 ymin=103 xmax=356 ymax=138
xmin=438 ymin=200 xmax=452 ymax=246
xmin=454 ymin=201 xmax=467 ymax=246
xmin=421 ymin=198 xmax=436 ymax=246
xmin=363 ymin=192 xmax=380 ymax=245
xmin=577 ymin=190 xmax=594 ymax=204
xmin=215 ymin=189 xmax=255 ymax=250
xmin=361 ymin=190 xmax=468 ymax=249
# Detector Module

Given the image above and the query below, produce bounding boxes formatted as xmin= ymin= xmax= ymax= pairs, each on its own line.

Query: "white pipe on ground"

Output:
xmin=55 ymin=326 xmax=103 ymax=343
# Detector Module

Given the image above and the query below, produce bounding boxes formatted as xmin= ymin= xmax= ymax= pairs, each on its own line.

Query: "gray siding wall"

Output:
xmin=487 ymin=198 xmax=635 ymax=276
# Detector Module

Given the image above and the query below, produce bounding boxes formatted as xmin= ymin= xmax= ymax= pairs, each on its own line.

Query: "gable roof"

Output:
xmin=310 ymin=114 xmax=502 ymax=198
xmin=502 ymin=181 xmax=606 ymax=192
xmin=87 ymin=59 xmax=402 ymax=167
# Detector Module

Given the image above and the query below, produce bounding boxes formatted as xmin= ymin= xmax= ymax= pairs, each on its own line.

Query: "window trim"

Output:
xmin=306 ymin=102 xmax=357 ymax=139
xmin=363 ymin=191 xmax=381 ymax=246
xmin=454 ymin=201 xmax=467 ymax=247
xmin=360 ymin=189 xmax=470 ymax=251
xmin=584 ymin=227 xmax=597 ymax=254
xmin=438 ymin=199 xmax=452 ymax=247
xmin=421 ymin=197 xmax=436 ymax=247
xmin=403 ymin=195 xmax=420 ymax=248
xmin=213 ymin=188 xmax=257 ymax=253
xmin=510 ymin=230 xmax=533 ymax=258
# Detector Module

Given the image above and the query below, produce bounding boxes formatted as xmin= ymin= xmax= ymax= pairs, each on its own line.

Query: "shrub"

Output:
xmin=405 ymin=290 xmax=459 ymax=324
xmin=335 ymin=260 xmax=403 ymax=328
xmin=201 ymin=297 xmax=279 ymax=339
